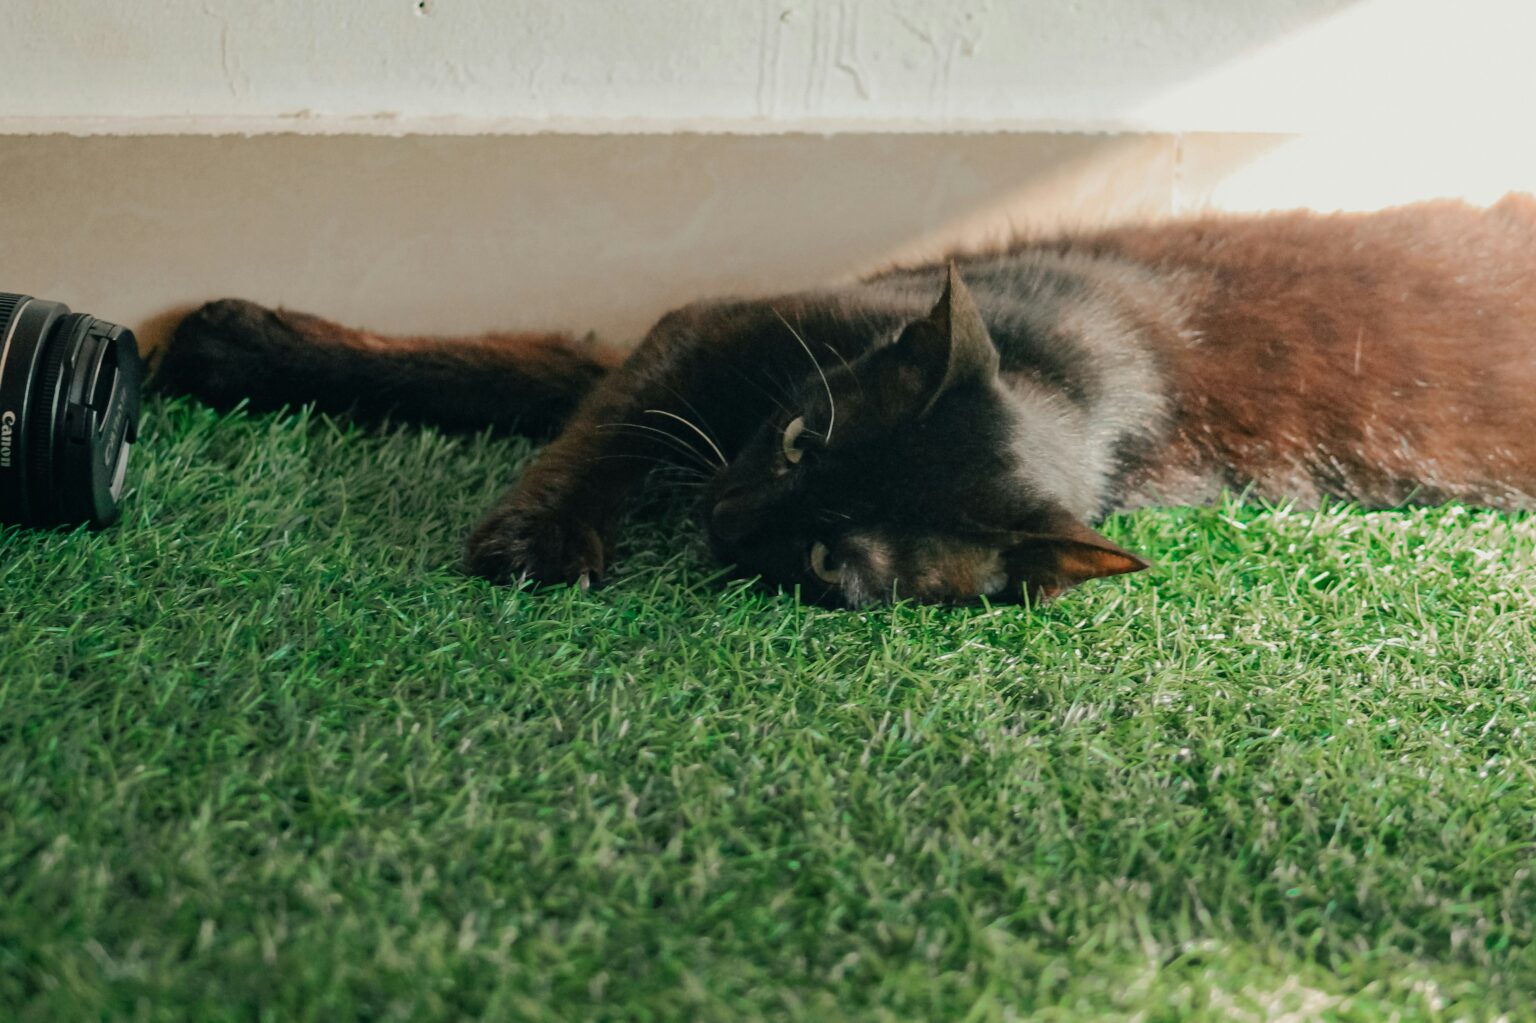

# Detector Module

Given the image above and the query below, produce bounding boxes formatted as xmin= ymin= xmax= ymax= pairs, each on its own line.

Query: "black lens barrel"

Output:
xmin=0 ymin=293 xmax=141 ymax=530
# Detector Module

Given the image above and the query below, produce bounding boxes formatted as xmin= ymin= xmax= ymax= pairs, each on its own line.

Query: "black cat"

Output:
xmin=158 ymin=197 xmax=1536 ymax=605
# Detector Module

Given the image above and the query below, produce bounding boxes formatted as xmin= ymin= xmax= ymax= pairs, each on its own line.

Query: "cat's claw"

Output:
xmin=465 ymin=504 xmax=608 ymax=589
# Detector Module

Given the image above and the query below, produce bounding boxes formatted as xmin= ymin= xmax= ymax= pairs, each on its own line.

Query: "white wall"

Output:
xmin=4 ymin=1 xmax=1536 ymax=350
xmin=3 ymin=0 xmax=1533 ymax=134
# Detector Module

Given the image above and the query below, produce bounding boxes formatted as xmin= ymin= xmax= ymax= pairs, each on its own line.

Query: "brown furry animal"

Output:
xmin=158 ymin=196 xmax=1536 ymax=605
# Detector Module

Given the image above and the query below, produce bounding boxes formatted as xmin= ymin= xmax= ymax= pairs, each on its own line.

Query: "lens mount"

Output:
xmin=0 ymin=293 xmax=142 ymax=529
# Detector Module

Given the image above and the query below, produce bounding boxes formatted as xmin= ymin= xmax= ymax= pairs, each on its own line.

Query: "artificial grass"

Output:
xmin=2 ymin=396 xmax=1535 ymax=1021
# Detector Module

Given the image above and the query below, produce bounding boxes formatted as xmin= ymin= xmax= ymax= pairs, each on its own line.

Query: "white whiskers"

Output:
xmin=773 ymin=309 xmax=836 ymax=444
xmin=643 ymin=409 xmax=728 ymax=468
xmin=597 ymin=421 xmax=718 ymax=473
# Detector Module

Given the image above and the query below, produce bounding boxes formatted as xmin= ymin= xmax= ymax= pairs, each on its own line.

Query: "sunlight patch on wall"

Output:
xmin=1133 ymin=0 xmax=1536 ymax=133
xmin=1184 ymin=133 xmax=1536 ymax=213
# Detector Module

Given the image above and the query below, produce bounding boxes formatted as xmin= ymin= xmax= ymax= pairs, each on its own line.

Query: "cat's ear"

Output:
xmin=1003 ymin=515 xmax=1151 ymax=602
xmin=892 ymin=263 xmax=1001 ymax=416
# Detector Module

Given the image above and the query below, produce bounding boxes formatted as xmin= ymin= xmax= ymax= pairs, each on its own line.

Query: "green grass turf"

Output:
xmin=3 ymin=397 xmax=1536 ymax=1021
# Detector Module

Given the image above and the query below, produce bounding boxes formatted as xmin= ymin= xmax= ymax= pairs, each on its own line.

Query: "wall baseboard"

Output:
xmin=1 ymin=131 xmax=1528 ymax=353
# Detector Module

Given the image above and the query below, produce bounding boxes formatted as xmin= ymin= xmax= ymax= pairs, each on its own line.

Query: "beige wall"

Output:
xmin=1 ymin=132 xmax=1532 ymax=351
xmin=6 ymin=1 xmax=1533 ymax=135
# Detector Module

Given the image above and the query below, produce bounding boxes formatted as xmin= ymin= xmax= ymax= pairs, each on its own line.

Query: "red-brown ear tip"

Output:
xmin=1116 ymin=551 xmax=1154 ymax=576
xmin=1074 ymin=545 xmax=1151 ymax=580
xmin=1088 ymin=532 xmax=1153 ymax=576
xmin=1034 ymin=529 xmax=1152 ymax=583
xmin=1121 ymin=549 xmax=1154 ymax=573
xmin=1044 ymin=517 xmax=1151 ymax=574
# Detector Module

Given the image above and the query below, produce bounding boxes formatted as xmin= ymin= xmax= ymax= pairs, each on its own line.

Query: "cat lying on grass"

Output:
xmin=157 ymin=197 xmax=1536 ymax=606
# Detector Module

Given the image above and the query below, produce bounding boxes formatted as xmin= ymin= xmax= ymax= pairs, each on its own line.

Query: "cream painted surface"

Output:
xmin=2 ymin=131 xmax=1532 ymax=354
xmin=3 ymin=0 xmax=1533 ymax=134
xmin=0 ymin=133 xmax=1181 ymax=346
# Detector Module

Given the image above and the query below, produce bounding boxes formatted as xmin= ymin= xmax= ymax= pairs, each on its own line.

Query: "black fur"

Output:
xmin=157 ymin=198 xmax=1536 ymax=605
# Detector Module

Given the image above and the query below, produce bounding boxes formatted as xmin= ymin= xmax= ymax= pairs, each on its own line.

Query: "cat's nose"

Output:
xmin=710 ymin=493 xmax=759 ymax=544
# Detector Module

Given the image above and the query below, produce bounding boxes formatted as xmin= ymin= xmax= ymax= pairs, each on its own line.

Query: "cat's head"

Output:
xmin=706 ymin=265 xmax=1150 ymax=607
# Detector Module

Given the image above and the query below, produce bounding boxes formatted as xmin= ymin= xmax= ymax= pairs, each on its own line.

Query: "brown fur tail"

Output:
xmin=155 ymin=299 xmax=618 ymax=435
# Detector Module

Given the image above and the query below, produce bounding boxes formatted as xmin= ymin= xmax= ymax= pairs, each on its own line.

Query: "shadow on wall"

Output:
xmin=0 ymin=131 xmax=1267 ymax=346
xmin=5 ymin=127 xmax=1533 ymax=349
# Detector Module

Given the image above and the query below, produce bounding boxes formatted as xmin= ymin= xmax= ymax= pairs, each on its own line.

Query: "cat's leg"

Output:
xmin=158 ymin=299 xmax=617 ymax=435
xmin=465 ymin=300 xmax=844 ymax=587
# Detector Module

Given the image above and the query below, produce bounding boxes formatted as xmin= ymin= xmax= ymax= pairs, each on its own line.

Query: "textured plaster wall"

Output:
xmin=2 ymin=1 xmax=1534 ymax=346
xmin=3 ymin=0 xmax=1532 ymax=133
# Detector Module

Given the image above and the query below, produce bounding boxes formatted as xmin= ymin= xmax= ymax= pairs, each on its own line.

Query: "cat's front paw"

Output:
xmin=155 ymin=298 xmax=298 ymax=405
xmin=465 ymin=502 xmax=608 ymax=589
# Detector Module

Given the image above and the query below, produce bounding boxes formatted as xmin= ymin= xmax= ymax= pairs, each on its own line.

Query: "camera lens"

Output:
xmin=0 ymin=293 xmax=141 ymax=529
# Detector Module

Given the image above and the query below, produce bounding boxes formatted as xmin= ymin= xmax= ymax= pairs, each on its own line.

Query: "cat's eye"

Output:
xmin=809 ymin=541 xmax=842 ymax=585
xmin=781 ymin=416 xmax=809 ymax=465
